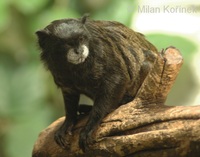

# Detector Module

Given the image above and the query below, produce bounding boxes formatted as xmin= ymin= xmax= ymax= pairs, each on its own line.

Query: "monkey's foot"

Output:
xmin=54 ymin=122 xmax=74 ymax=149
xmin=79 ymin=129 xmax=95 ymax=152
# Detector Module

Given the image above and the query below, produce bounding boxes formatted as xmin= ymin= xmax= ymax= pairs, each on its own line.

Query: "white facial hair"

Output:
xmin=67 ymin=45 xmax=89 ymax=65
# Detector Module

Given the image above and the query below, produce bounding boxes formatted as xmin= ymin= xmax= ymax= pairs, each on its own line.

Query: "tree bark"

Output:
xmin=32 ymin=47 xmax=200 ymax=157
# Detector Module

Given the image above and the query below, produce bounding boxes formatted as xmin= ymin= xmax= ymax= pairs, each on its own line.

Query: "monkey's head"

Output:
xmin=36 ymin=15 xmax=90 ymax=65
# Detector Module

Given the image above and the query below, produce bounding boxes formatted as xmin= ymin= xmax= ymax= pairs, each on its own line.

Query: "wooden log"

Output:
xmin=32 ymin=47 xmax=200 ymax=157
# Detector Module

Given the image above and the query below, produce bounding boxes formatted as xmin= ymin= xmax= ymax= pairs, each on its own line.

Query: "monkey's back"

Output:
xmin=85 ymin=20 xmax=159 ymax=99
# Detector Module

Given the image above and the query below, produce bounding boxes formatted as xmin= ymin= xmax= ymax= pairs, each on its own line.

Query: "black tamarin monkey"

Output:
xmin=36 ymin=15 xmax=158 ymax=151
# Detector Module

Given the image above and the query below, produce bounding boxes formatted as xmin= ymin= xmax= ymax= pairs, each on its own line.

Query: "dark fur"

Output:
xmin=36 ymin=15 xmax=158 ymax=151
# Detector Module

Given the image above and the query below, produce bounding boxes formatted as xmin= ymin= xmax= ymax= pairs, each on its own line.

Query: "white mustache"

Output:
xmin=67 ymin=45 xmax=89 ymax=65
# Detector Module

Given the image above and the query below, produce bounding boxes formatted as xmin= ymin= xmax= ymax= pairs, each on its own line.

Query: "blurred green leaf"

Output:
xmin=30 ymin=7 xmax=79 ymax=33
xmin=146 ymin=33 xmax=198 ymax=60
xmin=93 ymin=0 xmax=137 ymax=26
xmin=5 ymin=107 xmax=52 ymax=157
xmin=166 ymin=63 xmax=198 ymax=106
xmin=9 ymin=64 xmax=47 ymax=116
xmin=0 ymin=66 xmax=11 ymax=116
xmin=12 ymin=0 xmax=49 ymax=14
xmin=0 ymin=62 xmax=53 ymax=157
xmin=0 ymin=0 xmax=9 ymax=31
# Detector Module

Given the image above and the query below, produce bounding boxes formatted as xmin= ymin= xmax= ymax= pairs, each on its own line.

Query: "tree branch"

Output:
xmin=32 ymin=47 xmax=200 ymax=157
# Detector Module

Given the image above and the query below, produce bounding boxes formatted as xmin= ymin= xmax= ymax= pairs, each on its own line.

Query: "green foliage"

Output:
xmin=12 ymin=0 xmax=49 ymax=14
xmin=146 ymin=33 xmax=197 ymax=60
xmin=0 ymin=0 xmax=9 ymax=31
xmin=91 ymin=0 xmax=136 ymax=25
xmin=0 ymin=59 xmax=53 ymax=156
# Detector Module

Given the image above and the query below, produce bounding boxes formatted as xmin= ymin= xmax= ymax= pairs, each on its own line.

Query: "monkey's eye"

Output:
xmin=64 ymin=44 xmax=71 ymax=49
xmin=65 ymin=40 xmax=76 ymax=47
xmin=78 ymin=36 xmax=84 ymax=42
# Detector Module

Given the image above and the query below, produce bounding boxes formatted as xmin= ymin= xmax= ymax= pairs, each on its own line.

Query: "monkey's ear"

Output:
xmin=35 ymin=29 xmax=49 ymax=48
xmin=35 ymin=29 xmax=49 ymax=39
xmin=81 ymin=13 xmax=90 ymax=24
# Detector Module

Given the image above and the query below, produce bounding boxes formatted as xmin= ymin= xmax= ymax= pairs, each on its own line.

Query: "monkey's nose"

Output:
xmin=76 ymin=47 xmax=83 ymax=55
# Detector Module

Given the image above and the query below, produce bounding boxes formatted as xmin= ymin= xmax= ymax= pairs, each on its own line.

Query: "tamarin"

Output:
xmin=36 ymin=15 xmax=158 ymax=151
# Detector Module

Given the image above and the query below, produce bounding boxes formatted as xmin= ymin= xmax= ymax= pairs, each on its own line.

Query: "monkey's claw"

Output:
xmin=79 ymin=129 xmax=94 ymax=152
xmin=54 ymin=123 xmax=74 ymax=149
xmin=54 ymin=131 xmax=69 ymax=149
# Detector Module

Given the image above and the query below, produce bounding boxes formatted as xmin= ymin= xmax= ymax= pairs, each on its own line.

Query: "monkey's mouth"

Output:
xmin=67 ymin=45 xmax=89 ymax=65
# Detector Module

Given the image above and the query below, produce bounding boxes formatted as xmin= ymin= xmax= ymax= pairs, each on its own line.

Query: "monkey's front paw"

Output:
xmin=54 ymin=123 xmax=74 ymax=149
xmin=79 ymin=129 xmax=94 ymax=152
